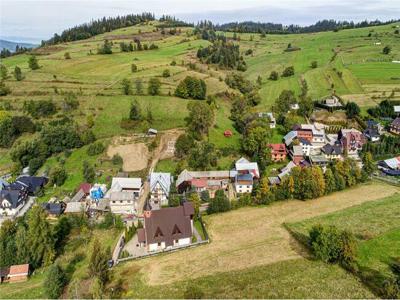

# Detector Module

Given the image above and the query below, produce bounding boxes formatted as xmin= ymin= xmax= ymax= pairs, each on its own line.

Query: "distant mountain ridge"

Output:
xmin=0 ymin=39 xmax=37 ymax=52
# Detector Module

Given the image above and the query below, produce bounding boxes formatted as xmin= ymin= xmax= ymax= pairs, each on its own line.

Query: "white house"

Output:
xmin=235 ymin=157 xmax=260 ymax=179
xmin=150 ymin=172 xmax=172 ymax=209
xmin=138 ymin=201 xmax=194 ymax=252
xmin=109 ymin=191 xmax=138 ymax=215
xmin=235 ymin=174 xmax=254 ymax=194
xmin=299 ymin=138 xmax=312 ymax=157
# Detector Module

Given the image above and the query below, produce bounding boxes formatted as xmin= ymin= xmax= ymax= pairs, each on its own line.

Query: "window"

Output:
xmin=120 ymin=200 xmax=123 ymax=203
xmin=158 ymin=242 xmax=161 ymax=246
xmin=154 ymin=227 xmax=164 ymax=238
xmin=112 ymin=201 xmax=116 ymax=203
xmin=172 ymin=224 xmax=181 ymax=235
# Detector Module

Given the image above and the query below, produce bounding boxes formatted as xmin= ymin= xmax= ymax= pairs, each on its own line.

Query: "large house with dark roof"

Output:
xmin=321 ymin=143 xmax=343 ymax=160
xmin=138 ymin=202 xmax=194 ymax=252
xmin=0 ymin=189 xmax=29 ymax=217
xmin=9 ymin=176 xmax=48 ymax=195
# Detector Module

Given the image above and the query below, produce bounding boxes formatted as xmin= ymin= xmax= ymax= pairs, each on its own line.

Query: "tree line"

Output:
xmin=214 ymin=19 xmax=400 ymax=34
xmin=42 ymin=13 xmax=155 ymax=46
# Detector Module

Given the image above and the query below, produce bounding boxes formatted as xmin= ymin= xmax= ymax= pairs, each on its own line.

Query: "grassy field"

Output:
xmin=287 ymin=193 xmax=400 ymax=239
xmin=106 ymin=181 xmax=398 ymax=298
xmin=287 ymin=192 xmax=400 ymax=293
xmin=114 ymin=258 xmax=374 ymax=299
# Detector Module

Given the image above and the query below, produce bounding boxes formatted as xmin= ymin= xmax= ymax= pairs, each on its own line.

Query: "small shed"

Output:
xmin=224 ymin=130 xmax=233 ymax=137
xmin=148 ymin=128 xmax=158 ymax=136
xmin=8 ymin=264 xmax=29 ymax=283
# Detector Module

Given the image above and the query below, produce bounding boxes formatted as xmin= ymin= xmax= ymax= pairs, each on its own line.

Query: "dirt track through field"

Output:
xmin=126 ymin=182 xmax=400 ymax=285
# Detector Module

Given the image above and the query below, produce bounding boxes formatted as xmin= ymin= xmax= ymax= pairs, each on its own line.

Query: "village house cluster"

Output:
xmin=267 ymin=121 xmax=372 ymax=185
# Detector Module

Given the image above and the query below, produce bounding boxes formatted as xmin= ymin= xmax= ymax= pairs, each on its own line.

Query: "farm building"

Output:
xmin=41 ymin=202 xmax=66 ymax=217
xmin=176 ymin=169 xmax=232 ymax=196
xmin=138 ymin=201 xmax=194 ymax=252
xmin=7 ymin=264 xmax=30 ymax=283
xmin=150 ymin=172 xmax=172 ymax=209
xmin=235 ymin=157 xmax=260 ymax=179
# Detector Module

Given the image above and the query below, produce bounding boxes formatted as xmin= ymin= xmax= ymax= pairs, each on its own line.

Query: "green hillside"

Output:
xmin=0 ymin=20 xmax=399 ymax=179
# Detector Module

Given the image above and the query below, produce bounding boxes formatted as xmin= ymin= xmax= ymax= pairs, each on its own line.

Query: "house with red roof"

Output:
xmin=268 ymin=144 xmax=287 ymax=162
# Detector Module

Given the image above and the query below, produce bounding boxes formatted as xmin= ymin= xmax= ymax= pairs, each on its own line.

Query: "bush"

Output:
xmin=309 ymin=225 xmax=357 ymax=265
xmin=131 ymin=63 xmax=138 ymax=72
xmin=282 ymin=66 xmax=294 ymax=77
xmin=44 ymin=264 xmax=66 ymax=299
xmin=162 ymin=69 xmax=171 ymax=77
xmin=147 ymin=77 xmax=161 ymax=95
xmin=311 ymin=61 xmax=318 ymax=68
xmin=87 ymin=142 xmax=105 ymax=156
xmin=382 ymin=45 xmax=391 ymax=55
xmin=23 ymin=100 xmax=57 ymax=118
xmin=0 ymin=80 xmax=11 ymax=96
xmin=28 ymin=55 xmax=39 ymax=70
xmin=207 ymin=190 xmax=231 ymax=214
xmin=269 ymin=71 xmax=279 ymax=81
xmin=49 ymin=165 xmax=68 ymax=186
xmin=112 ymin=154 xmax=123 ymax=165
xmin=64 ymin=52 xmax=71 ymax=59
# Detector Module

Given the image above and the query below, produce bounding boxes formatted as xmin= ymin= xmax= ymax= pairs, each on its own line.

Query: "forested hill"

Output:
xmin=0 ymin=39 xmax=37 ymax=52
xmin=214 ymin=19 xmax=400 ymax=34
xmin=42 ymin=12 xmax=155 ymax=46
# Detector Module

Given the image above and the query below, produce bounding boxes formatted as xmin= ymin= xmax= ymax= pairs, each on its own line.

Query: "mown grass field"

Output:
xmin=115 ymin=258 xmax=373 ymax=299
xmin=287 ymin=192 xmax=400 ymax=292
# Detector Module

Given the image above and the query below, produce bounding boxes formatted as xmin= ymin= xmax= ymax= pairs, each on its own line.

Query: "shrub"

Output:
xmin=162 ymin=69 xmax=171 ymax=77
xmin=112 ymin=154 xmax=123 ymax=165
xmin=23 ymin=100 xmax=57 ymax=118
xmin=49 ymin=165 xmax=68 ymax=186
xmin=309 ymin=225 xmax=357 ymax=265
xmin=131 ymin=63 xmax=138 ymax=72
xmin=87 ymin=142 xmax=105 ymax=156
xmin=28 ymin=55 xmax=40 ymax=70
xmin=282 ymin=66 xmax=294 ymax=77
xmin=64 ymin=52 xmax=71 ymax=59
xmin=382 ymin=45 xmax=391 ymax=55
xmin=207 ymin=190 xmax=231 ymax=214
xmin=147 ymin=77 xmax=161 ymax=95
xmin=311 ymin=61 xmax=318 ymax=68
xmin=44 ymin=264 xmax=66 ymax=299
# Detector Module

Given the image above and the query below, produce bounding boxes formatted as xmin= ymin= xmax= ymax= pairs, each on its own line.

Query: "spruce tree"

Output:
xmin=28 ymin=55 xmax=40 ymax=70
xmin=26 ymin=206 xmax=55 ymax=268
xmin=13 ymin=66 xmax=23 ymax=81
xmin=129 ymin=99 xmax=142 ymax=121
xmin=44 ymin=264 xmax=65 ymax=299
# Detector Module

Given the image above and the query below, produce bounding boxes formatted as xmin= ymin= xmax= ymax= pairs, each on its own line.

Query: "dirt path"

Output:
xmin=137 ymin=128 xmax=184 ymax=214
xmin=124 ymin=182 xmax=400 ymax=285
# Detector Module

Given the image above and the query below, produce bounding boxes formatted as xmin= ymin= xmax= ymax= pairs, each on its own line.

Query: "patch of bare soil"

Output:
xmin=123 ymin=182 xmax=399 ymax=285
xmin=107 ymin=142 xmax=149 ymax=172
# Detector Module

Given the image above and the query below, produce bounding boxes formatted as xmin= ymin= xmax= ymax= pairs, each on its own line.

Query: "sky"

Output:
xmin=0 ymin=0 xmax=399 ymax=43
